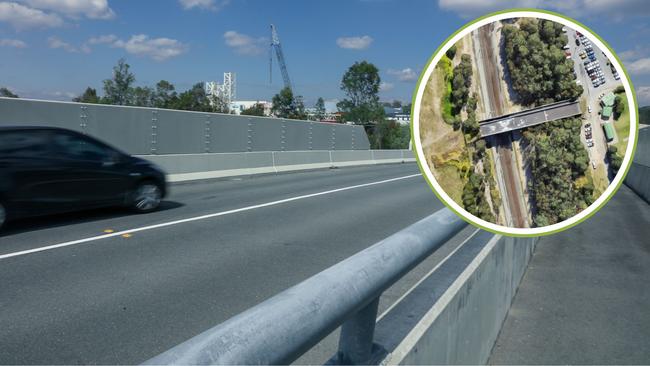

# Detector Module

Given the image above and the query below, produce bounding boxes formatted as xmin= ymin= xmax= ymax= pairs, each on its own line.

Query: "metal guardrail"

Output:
xmin=144 ymin=209 xmax=467 ymax=365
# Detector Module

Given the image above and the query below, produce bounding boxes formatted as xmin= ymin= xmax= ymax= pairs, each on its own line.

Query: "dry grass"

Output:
xmin=591 ymin=163 xmax=609 ymax=198
xmin=419 ymin=55 xmax=468 ymax=202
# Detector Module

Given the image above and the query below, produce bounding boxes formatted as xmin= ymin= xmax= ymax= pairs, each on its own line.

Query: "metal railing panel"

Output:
xmin=144 ymin=209 xmax=467 ymax=365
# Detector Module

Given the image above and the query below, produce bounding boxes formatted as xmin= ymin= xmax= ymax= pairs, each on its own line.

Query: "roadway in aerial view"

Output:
xmin=0 ymin=163 xmax=467 ymax=364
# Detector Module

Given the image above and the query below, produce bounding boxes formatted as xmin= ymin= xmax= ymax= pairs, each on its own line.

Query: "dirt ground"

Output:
xmin=419 ymin=38 xmax=475 ymax=205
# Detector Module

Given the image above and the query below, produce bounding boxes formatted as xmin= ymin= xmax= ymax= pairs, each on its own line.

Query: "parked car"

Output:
xmin=0 ymin=126 xmax=167 ymax=230
xmin=592 ymin=161 xmax=596 ymax=168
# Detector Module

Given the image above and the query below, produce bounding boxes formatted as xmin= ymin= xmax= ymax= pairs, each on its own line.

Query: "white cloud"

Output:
xmin=388 ymin=68 xmax=418 ymax=82
xmin=223 ymin=30 xmax=266 ymax=56
xmin=179 ymin=0 xmax=229 ymax=11
xmin=627 ymin=58 xmax=650 ymax=75
xmin=17 ymin=0 xmax=115 ymax=19
xmin=0 ymin=38 xmax=27 ymax=48
xmin=380 ymin=81 xmax=394 ymax=91
xmin=112 ymin=34 xmax=188 ymax=61
xmin=48 ymin=35 xmax=78 ymax=52
xmin=336 ymin=35 xmax=373 ymax=50
xmin=87 ymin=34 xmax=118 ymax=45
xmin=81 ymin=34 xmax=188 ymax=60
xmin=637 ymin=86 xmax=650 ymax=106
xmin=0 ymin=2 xmax=63 ymax=29
xmin=438 ymin=0 xmax=650 ymax=20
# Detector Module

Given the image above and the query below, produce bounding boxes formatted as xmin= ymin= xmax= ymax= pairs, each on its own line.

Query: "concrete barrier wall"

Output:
xmin=387 ymin=235 xmax=537 ymax=365
xmin=625 ymin=127 xmax=650 ymax=203
xmin=141 ymin=150 xmax=415 ymax=182
xmin=0 ymin=97 xmax=370 ymax=153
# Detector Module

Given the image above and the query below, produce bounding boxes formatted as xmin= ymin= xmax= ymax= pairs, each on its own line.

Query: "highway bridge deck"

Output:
xmin=0 ymin=163 xmax=469 ymax=364
xmin=480 ymin=100 xmax=582 ymax=137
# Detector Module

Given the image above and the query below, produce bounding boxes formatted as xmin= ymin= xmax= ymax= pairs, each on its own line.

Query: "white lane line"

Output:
xmin=0 ymin=173 xmax=422 ymax=261
xmin=376 ymin=227 xmax=481 ymax=322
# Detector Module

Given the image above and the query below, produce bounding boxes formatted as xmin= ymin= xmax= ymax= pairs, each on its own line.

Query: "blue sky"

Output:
xmin=1 ymin=0 xmax=649 ymax=106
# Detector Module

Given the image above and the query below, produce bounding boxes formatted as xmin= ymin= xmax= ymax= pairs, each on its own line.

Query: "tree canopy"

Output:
xmin=73 ymin=87 xmax=100 ymax=103
xmin=313 ymin=97 xmax=326 ymax=121
xmin=502 ymin=19 xmax=583 ymax=106
xmin=272 ymin=87 xmax=306 ymax=119
xmin=0 ymin=87 xmax=18 ymax=98
xmin=241 ymin=103 xmax=266 ymax=116
xmin=102 ymin=58 xmax=135 ymax=105
xmin=337 ymin=61 xmax=384 ymax=124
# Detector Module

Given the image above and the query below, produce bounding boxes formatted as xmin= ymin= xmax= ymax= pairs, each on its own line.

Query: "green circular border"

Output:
xmin=410 ymin=8 xmax=639 ymax=237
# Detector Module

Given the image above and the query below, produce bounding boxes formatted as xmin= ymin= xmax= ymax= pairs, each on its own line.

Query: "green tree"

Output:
xmin=73 ymin=87 xmax=100 ymax=103
xmin=475 ymin=139 xmax=487 ymax=158
xmin=173 ymin=82 xmax=214 ymax=112
xmin=272 ymin=87 xmax=306 ymax=119
xmin=371 ymin=120 xmax=410 ymax=149
xmin=154 ymin=80 xmax=177 ymax=108
xmin=450 ymin=54 xmax=473 ymax=113
xmin=613 ymin=95 xmax=625 ymax=120
xmin=502 ymin=21 xmax=582 ymax=106
xmin=241 ymin=103 xmax=266 ymax=116
xmin=102 ymin=58 xmax=135 ymax=105
xmin=446 ymin=44 xmax=457 ymax=60
xmin=132 ymin=86 xmax=155 ymax=107
xmin=0 ymin=87 xmax=18 ymax=98
xmin=314 ymin=97 xmax=326 ymax=121
xmin=337 ymin=61 xmax=384 ymax=124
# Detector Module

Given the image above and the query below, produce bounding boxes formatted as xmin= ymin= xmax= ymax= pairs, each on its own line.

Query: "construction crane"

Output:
xmin=269 ymin=24 xmax=292 ymax=91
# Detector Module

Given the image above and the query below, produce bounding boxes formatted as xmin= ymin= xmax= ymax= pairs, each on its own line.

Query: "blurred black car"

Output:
xmin=0 ymin=126 xmax=167 ymax=229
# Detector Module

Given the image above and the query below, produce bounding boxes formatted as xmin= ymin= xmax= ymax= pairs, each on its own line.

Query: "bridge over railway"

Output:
xmin=480 ymin=100 xmax=582 ymax=137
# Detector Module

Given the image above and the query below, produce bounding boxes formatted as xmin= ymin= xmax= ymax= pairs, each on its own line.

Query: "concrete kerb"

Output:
xmin=140 ymin=150 xmax=416 ymax=183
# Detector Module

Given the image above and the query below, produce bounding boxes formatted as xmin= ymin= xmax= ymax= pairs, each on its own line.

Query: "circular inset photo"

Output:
xmin=413 ymin=9 xmax=638 ymax=236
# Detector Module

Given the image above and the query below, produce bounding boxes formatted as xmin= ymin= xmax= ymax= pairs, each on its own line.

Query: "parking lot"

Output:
xmin=565 ymin=28 xmax=623 ymax=185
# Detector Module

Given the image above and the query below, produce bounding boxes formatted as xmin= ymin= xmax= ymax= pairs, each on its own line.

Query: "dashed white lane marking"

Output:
xmin=0 ymin=173 xmax=422 ymax=261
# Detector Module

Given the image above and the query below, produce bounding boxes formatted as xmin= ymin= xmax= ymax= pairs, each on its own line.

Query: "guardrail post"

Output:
xmin=336 ymin=297 xmax=380 ymax=365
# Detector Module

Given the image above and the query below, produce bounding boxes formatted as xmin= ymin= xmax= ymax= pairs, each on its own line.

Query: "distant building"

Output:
xmin=603 ymin=122 xmax=615 ymax=141
xmin=602 ymin=106 xmax=613 ymax=119
xmin=230 ymin=100 xmax=272 ymax=116
xmin=600 ymin=92 xmax=615 ymax=120
xmin=383 ymin=106 xmax=410 ymax=125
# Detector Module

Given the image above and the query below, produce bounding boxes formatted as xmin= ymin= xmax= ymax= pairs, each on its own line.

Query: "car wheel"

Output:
xmin=0 ymin=201 xmax=6 ymax=230
xmin=131 ymin=182 xmax=162 ymax=213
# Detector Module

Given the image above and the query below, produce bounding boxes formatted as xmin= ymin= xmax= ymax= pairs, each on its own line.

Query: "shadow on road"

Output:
xmin=0 ymin=201 xmax=184 ymax=237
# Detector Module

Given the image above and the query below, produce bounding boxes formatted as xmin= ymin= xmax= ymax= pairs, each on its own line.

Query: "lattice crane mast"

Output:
xmin=269 ymin=24 xmax=292 ymax=91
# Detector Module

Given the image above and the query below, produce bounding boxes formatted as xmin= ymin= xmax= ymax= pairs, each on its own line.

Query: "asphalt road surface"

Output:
xmin=0 ymin=163 xmax=450 ymax=364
